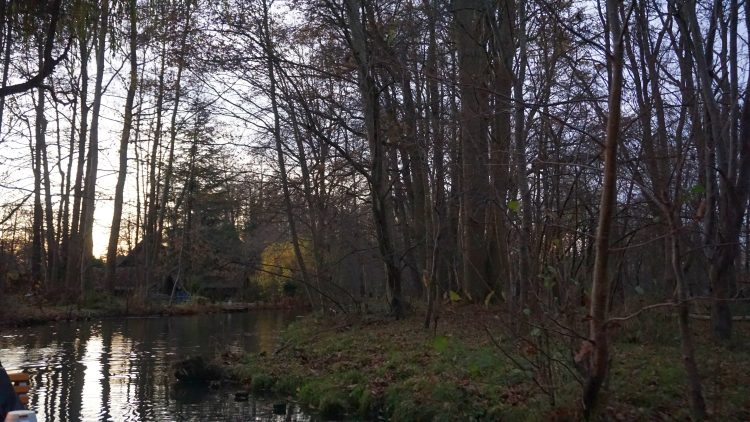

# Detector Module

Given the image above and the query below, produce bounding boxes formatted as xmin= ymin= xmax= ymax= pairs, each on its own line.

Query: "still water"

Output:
xmin=0 ymin=311 xmax=310 ymax=421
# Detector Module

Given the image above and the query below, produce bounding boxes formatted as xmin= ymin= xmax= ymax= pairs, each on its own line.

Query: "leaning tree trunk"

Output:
xmin=262 ymin=0 xmax=315 ymax=309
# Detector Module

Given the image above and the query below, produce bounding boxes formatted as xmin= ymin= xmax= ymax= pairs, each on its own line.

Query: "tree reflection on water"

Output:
xmin=0 ymin=311 xmax=308 ymax=421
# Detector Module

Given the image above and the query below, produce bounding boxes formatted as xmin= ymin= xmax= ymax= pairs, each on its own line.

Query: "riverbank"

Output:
xmin=232 ymin=305 xmax=750 ymax=421
xmin=0 ymin=294 xmax=307 ymax=328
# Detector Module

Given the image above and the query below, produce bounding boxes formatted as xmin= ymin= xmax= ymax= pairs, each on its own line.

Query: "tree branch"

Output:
xmin=0 ymin=0 xmax=69 ymax=98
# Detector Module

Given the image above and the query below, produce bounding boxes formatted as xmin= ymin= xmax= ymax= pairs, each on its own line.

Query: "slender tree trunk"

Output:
xmin=169 ymin=135 xmax=197 ymax=306
xmin=512 ymin=0 xmax=535 ymax=309
xmin=144 ymin=40 xmax=167 ymax=290
xmin=105 ymin=0 xmax=138 ymax=292
xmin=677 ymin=0 xmax=743 ymax=341
xmin=79 ymin=0 xmax=109 ymax=295
xmin=31 ymin=95 xmax=43 ymax=286
xmin=284 ymin=87 xmax=326 ymax=307
xmin=447 ymin=51 xmax=462 ymax=294
xmin=57 ymin=94 xmax=74 ymax=284
xmin=401 ymin=68 xmax=432 ymax=296
xmin=0 ymin=3 xmax=11 ymax=134
xmin=667 ymin=217 xmax=707 ymax=420
xmin=262 ymin=0 xmax=315 ymax=309
xmin=344 ymin=0 xmax=403 ymax=317
xmin=583 ymin=0 xmax=624 ymax=416
xmin=155 ymin=1 xmax=192 ymax=261
xmin=65 ymin=19 xmax=90 ymax=293
xmin=40 ymin=87 xmax=56 ymax=286
xmin=423 ymin=0 xmax=443 ymax=327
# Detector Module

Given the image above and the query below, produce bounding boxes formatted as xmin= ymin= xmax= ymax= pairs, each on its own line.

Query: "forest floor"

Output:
xmin=231 ymin=304 xmax=750 ymax=421
xmin=0 ymin=293 xmax=305 ymax=328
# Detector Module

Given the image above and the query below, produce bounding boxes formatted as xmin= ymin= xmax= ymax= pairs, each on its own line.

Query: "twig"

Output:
xmin=483 ymin=325 xmax=551 ymax=397
xmin=605 ymin=296 xmax=750 ymax=326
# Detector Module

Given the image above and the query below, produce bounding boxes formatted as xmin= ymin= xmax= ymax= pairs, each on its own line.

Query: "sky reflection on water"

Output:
xmin=0 ymin=311 xmax=308 ymax=421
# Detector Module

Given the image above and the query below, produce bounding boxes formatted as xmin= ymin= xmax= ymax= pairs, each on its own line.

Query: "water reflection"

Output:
xmin=0 ymin=311 xmax=309 ymax=421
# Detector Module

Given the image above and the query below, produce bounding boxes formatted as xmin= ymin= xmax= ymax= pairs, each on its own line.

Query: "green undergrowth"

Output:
xmin=233 ymin=311 xmax=569 ymax=420
xmin=233 ymin=306 xmax=750 ymax=421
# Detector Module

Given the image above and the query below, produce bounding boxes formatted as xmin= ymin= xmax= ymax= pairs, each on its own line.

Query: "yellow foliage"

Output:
xmin=256 ymin=241 xmax=313 ymax=294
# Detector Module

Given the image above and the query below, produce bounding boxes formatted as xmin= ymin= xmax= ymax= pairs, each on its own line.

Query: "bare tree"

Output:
xmin=105 ymin=0 xmax=138 ymax=292
xmin=583 ymin=0 xmax=625 ymax=416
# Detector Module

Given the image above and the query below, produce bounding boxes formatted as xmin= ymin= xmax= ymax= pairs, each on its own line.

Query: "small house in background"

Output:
xmin=113 ymin=239 xmax=166 ymax=295
xmin=0 ymin=250 xmax=26 ymax=293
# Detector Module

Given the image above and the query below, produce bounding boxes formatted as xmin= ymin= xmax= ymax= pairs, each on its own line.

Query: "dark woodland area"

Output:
xmin=1 ymin=0 xmax=750 ymax=420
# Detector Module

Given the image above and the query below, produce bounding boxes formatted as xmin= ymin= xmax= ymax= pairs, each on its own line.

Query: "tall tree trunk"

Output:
xmin=512 ymin=0 xmax=535 ymax=309
xmin=155 ymin=1 xmax=193 ymax=260
xmin=344 ymin=0 xmax=403 ymax=317
xmin=489 ymin=0 xmax=514 ymax=308
xmin=667 ymin=216 xmax=707 ymax=420
xmin=454 ymin=0 xmax=491 ymax=301
xmin=79 ymin=0 xmax=110 ymax=294
xmin=0 ymin=1 xmax=12 ymax=134
xmin=144 ymin=39 xmax=167 ymax=290
xmin=57 ymin=93 xmax=75 ymax=285
xmin=583 ymin=0 xmax=624 ymax=416
xmin=423 ymin=0 xmax=444 ymax=327
xmin=284 ymin=86 xmax=326 ymax=306
xmin=262 ymin=0 xmax=315 ymax=309
xmin=40 ymin=87 xmax=56 ymax=286
xmin=64 ymin=15 xmax=90 ymax=293
xmin=676 ymin=0 xmax=750 ymax=341
xmin=31 ymin=92 xmax=43 ymax=286
xmin=105 ymin=0 xmax=138 ymax=292
xmin=401 ymin=68 xmax=432 ymax=296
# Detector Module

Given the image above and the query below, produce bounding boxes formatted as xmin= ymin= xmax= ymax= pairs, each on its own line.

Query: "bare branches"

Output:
xmin=0 ymin=0 xmax=70 ymax=98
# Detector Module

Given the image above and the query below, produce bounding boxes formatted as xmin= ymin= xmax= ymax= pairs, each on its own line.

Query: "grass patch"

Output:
xmin=231 ymin=306 xmax=750 ymax=420
xmin=250 ymin=373 xmax=274 ymax=394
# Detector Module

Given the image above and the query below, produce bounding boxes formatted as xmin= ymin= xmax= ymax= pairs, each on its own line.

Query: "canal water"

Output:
xmin=0 ymin=311 xmax=310 ymax=421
